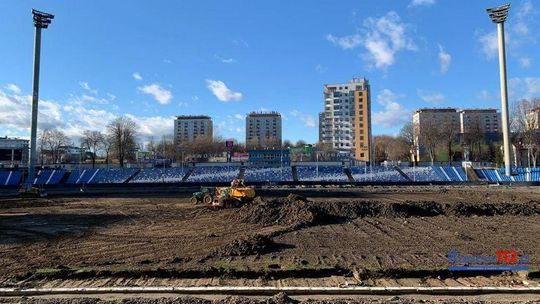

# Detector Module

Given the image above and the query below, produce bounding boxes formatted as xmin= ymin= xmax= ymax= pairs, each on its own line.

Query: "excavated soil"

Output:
xmin=0 ymin=185 xmax=539 ymax=289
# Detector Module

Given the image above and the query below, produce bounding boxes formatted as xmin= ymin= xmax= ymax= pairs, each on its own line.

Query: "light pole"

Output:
xmin=486 ymin=3 xmax=511 ymax=176
xmin=27 ymin=9 xmax=54 ymax=189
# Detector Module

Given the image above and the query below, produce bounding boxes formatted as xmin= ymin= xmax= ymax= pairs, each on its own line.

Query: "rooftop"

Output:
xmin=175 ymin=115 xmax=212 ymax=120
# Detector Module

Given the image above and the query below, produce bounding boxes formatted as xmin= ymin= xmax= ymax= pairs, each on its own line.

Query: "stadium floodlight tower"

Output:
xmin=27 ymin=9 xmax=54 ymax=190
xmin=486 ymin=3 xmax=512 ymax=176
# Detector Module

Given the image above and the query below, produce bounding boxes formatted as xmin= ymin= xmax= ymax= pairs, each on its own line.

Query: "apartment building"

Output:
xmin=174 ymin=116 xmax=213 ymax=145
xmin=459 ymin=109 xmax=501 ymax=134
xmin=245 ymin=111 xmax=282 ymax=149
xmin=319 ymin=78 xmax=372 ymax=162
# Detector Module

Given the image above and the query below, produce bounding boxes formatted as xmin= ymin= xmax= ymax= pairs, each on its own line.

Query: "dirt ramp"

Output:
xmin=208 ymin=234 xmax=276 ymax=258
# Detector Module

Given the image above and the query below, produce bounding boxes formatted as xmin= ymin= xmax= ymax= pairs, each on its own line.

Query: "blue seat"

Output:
xmin=296 ymin=166 xmax=348 ymax=181
xmin=187 ymin=166 xmax=240 ymax=182
xmin=244 ymin=167 xmax=293 ymax=182
xmin=349 ymin=166 xmax=406 ymax=182
xmin=130 ymin=167 xmax=189 ymax=183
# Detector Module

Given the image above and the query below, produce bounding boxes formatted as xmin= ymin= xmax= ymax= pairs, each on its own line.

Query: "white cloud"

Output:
xmin=477 ymin=90 xmax=494 ymax=102
xmin=315 ymin=64 xmax=327 ymax=73
xmin=418 ymin=90 xmax=446 ymax=104
xmin=234 ymin=114 xmax=244 ymax=120
xmin=133 ymin=72 xmax=143 ymax=81
xmin=4 ymin=83 xmax=21 ymax=94
xmin=517 ymin=0 xmax=533 ymax=19
xmin=206 ymin=80 xmax=243 ymax=102
xmin=478 ymin=31 xmax=499 ymax=59
xmin=513 ymin=22 xmax=529 ymax=36
xmin=438 ymin=44 xmax=451 ymax=74
xmin=79 ymin=81 xmax=97 ymax=95
xmin=409 ymin=0 xmax=435 ymax=7
xmin=215 ymin=55 xmax=236 ymax=64
xmin=372 ymin=89 xmax=411 ymax=128
xmin=126 ymin=114 xmax=174 ymax=138
xmin=138 ymin=84 xmax=173 ymax=105
xmin=327 ymin=12 xmax=416 ymax=69
xmin=519 ymin=57 xmax=532 ymax=68
xmin=325 ymin=34 xmax=362 ymax=50
xmin=289 ymin=110 xmax=316 ymax=128
xmin=509 ymin=77 xmax=540 ymax=100
xmin=0 ymin=89 xmax=63 ymax=133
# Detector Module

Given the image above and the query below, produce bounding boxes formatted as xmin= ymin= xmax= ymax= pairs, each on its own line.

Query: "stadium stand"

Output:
xmin=296 ymin=166 xmax=348 ymax=181
xmin=401 ymin=166 xmax=445 ymax=182
xmin=130 ymin=167 xmax=189 ymax=183
xmin=187 ymin=166 xmax=239 ymax=182
xmin=0 ymin=170 xmax=22 ymax=186
xmin=349 ymin=166 xmax=406 ymax=182
xmin=33 ymin=169 xmax=65 ymax=185
xmin=66 ymin=168 xmax=100 ymax=184
xmin=244 ymin=167 xmax=293 ymax=182
xmin=91 ymin=168 xmax=139 ymax=183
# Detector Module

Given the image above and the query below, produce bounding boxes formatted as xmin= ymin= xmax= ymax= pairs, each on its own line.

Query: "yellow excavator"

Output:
xmin=191 ymin=179 xmax=256 ymax=208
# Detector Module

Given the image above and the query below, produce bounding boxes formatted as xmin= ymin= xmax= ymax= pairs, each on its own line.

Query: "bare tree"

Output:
xmin=282 ymin=139 xmax=293 ymax=149
xmin=418 ymin=119 xmax=440 ymax=165
xmin=439 ymin=117 xmax=459 ymax=165
xmin=106 ymin=116 xmax=138 ymax=168
xmin=512 ymin=98 xmax=540 ymax=167
xmin=40 ymin=129 xmax=70 ymax=164
xmin=399 ymin=122 xmax=416 ymax=164
xmin=463 ymin=118 xmax=484 ymax=161
xmin=81 ymin=130 xmax=104 ymax=168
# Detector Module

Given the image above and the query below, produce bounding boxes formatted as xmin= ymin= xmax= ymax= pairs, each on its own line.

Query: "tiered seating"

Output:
xmin=0 ymin=171 xmax=22 ymax=186
xmin=33 ymin=169 xmax=65 ymax=185
xmin=296 ymin=166 xmax=348 ymax=181
xmin=244 ymin=167 xmax=293 ymax=182
xmin=187 ymin=166 xmax=239 ymax=182
xmin=474 ymin=169 xmax=487 ymax=180
xmin=92 ymin=168 xmax=138 ymax=183
xmin=130 ymin=167 xmax=189 ymax=183
xmin=401 ymin=167 xmax=445 ymax=182
xmin=439 ymin=166 xmax=466 ymax=181
xmin=66 ymin=169 xmax=100 ymax=184
xmin=349 ymin=166 xmax=406 ymax=182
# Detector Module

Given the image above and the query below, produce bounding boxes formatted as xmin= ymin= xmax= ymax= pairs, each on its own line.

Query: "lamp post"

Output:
xmin=486 ymin=3 xmax=511 ymax=176
xmin=27 ymin=9 xmax=54 ymax=189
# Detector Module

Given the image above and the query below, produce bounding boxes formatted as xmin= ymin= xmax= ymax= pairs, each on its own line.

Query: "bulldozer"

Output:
xmin=190 ymin=179 xmax=256 ymax=208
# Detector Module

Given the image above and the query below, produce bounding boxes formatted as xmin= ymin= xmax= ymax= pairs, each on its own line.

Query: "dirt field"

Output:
xmin=1 ymin=185 xmax=539 ymax=291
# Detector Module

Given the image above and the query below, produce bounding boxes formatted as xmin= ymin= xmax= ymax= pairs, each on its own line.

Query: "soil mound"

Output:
xmin=209 ymin=234 xmax=275 ymax=257
xmin=237 ymin=195 xmax=318 ymax=228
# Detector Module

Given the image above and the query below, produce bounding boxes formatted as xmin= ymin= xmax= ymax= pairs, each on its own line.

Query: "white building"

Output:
xmin=320 ymin=78 xmax=372 ymax=161
xmin=526 ymin=108 xmax=540 ymax=130
xmin=246 ymin=112 xmax=282 ymax=149
xmin=0 ymin=136 xmax=29 ymax=167
xmin=174 ymin=116 xmax=213 ymax=145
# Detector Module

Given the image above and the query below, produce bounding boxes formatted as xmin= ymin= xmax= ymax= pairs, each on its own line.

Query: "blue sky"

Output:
xmin=0 ymin=0 xmax=539 ymax=144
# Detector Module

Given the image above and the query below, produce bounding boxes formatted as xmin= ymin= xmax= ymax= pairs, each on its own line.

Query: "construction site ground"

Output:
xmin=1 ymin=185 xmax=540 ymax=302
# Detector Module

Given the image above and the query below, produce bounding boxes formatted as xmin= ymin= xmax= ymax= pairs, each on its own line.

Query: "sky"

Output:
xmin=0 ymin=0 xmax=539 ymax=145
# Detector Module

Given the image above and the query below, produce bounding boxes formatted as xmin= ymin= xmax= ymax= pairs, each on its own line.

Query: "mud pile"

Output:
xmin=236 ymin=194 xmax=320 ymax=229
xmin=208 ymin=234 xmax=276 ymax=258
xmin=236 ymin=196 xmax=540 ymax=230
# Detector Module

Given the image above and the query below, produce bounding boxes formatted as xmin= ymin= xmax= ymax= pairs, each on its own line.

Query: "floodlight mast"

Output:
xmin=486 ymin=4 xmax=511 ymax=177
xmin=27 ymin=9 xmax=54 ymax=190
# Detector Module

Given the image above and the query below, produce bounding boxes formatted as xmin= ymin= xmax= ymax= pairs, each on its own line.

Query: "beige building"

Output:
xmin=246 ymin=112 xmax=282 ymax=149
xmin=459 ymin=109 xmax=501 ymax=134
xmin=174 ymin=115 xmax=213 ymax=145
xmin=319 ymin=78 xmax=371 ymax=162
xmin=526 ymin=108 xmax=540 ymax=130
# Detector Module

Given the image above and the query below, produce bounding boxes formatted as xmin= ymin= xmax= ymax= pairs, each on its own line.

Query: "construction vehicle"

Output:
xmin=190 ymin=179 xmax=256 ymax=208
xmin=190 ymin=187 xmax=214 ymax=204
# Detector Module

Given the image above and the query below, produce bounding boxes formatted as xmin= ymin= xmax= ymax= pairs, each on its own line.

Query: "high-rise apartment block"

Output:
xmin=319 ymin=78 xmax=371 ymax=162
xmin=174 ymin=115 xmax=213 ymax=145
xmin=246 ymin=111 xmax=282 ymax=149
xmin=459 ymin=109 xmax=501 ymax=134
